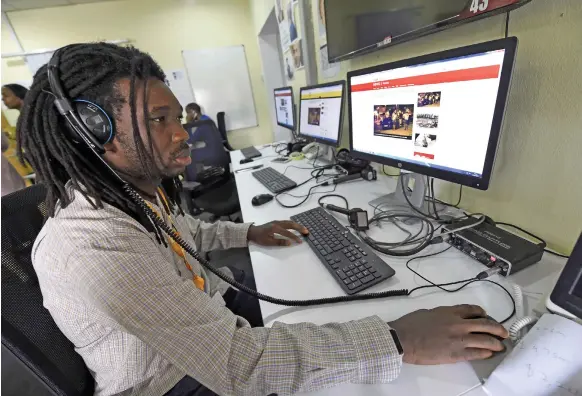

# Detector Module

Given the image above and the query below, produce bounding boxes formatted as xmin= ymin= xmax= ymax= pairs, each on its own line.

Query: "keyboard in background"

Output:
xmin=252 ymin=167 xmax=297 ymax=194
xmin=241 ymin=146 xmax=262 ymax=159
xmin=291 ymin=207 xmax=395 ymax=294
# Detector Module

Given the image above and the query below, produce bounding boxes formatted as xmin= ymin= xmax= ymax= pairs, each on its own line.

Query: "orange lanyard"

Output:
xmin=147 ymin=188 xmax=205 ymax=291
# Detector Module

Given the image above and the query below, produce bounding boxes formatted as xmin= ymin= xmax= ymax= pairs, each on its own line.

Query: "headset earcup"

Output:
xmin=73 ymin=100 xmax=114 ymax=145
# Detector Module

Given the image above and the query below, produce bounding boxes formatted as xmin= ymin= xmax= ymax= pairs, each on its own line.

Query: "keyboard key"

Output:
xmin=342 ymin=249 xmax=349 ymax=254
xmin=348 ymin=264 xmax=355 ymax=270
xmin=349 ymin=257 xmax=356 ymax=262
xmin=341 ymin=240 xmax=351 ymax=247
xmin=348 ymin=282 xmax=358 ymax=290
xmin=362 ymin=252 xmax=368 ymax=256
xmin=361 ymin=259 xmax=368 ymax=264
xmin=362 ymin=270 xmax=370 ymax=276
xmin=369 ymin=267 xmax=377 ymax=273
xmin=335 ymin=258 xmax=342 ymax=263
xmin=361 ymin=275 xmax=375 ymax=284
xmin=343 ymin=278 xmax=351 ymax=285
xmin=356 ymin=273 xmax=364 ymax=279
xmin=352 ymin=280 xmax=362 ymax=288
xmin=331 ymin=263 xmax=339 ymax=269
xmin=373 ymin=272 xmax=382 ymax=278
xmin=349 ymin=276 xmax=358 ymax=282
xmin=336 ymin=270 xmax=347 ymax=279
xmin=355 ymin=254 xmax=362 ymax=259
xmin=357 ymin=265 xmax=365 ymax=272
xmin=345 ymin=271 xmax=353 ymax=277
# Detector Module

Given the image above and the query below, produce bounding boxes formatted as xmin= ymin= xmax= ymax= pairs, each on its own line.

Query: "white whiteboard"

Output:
xmin=182 ymin=45 xmax=257 ymax=131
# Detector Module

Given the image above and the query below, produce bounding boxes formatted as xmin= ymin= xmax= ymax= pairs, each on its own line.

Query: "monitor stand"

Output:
xmin=369 ymin=172 xmax=427 ymax=211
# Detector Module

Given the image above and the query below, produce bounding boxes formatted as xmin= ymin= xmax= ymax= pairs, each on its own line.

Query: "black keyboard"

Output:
xmin=241 ymin=146 xmax=262 ymax=159
xmin=291 ymin=207 xmax=395 ymax=294
xmin=252 ymin=167 xmax=297 ymax=194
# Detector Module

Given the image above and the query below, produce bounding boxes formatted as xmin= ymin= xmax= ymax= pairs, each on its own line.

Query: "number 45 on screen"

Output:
xmin=470 ymin=0 xmax=489 ymax=13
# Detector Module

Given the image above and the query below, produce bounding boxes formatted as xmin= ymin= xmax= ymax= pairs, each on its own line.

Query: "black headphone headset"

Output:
xmin=47 ymin=49 xmax=115 ymax=155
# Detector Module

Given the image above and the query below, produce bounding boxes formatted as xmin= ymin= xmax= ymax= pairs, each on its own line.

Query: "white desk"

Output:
xmin=230 ymin=145 xmax=566 ymax=396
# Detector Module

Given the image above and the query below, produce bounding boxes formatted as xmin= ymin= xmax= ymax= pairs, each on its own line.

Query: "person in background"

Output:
xmin=2 ymin=84 xmax=34 ymax=182
xmin=1 ymin=132 xmax=26 ymax=196
xmin=185 ymin=102 xmax=211 ymax=124
xmin=20 ymin=43 xmax=508 ymax=396
xmin=2 ymin=84 xmax=28 ymax=113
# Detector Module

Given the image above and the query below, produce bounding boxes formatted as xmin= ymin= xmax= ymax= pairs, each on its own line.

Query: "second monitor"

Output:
xmin=298 ymin=81 xmax=346 ymax=147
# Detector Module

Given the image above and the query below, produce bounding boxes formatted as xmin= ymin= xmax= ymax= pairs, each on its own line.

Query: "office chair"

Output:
xmin=183 ymin=120 xmax=241 ymax=220
xmin=1 ymin=184 xmax=95 ymax=396
xmin=216 ymin=112 xmax=234 ymax=151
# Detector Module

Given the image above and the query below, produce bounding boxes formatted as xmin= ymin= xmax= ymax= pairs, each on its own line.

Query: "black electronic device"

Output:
xmin=241 ymin=146 xmax=262 ymax=159
xmin=547 ymin=232 xmax=582 ymax=321
xmin=348 ymin=37 xmax=518 ymax=191
xmin=274 ymin=86 xmax=295 ymax=131
xmin=443 ymin=218 xmax=544 ymax=276
xmin=240 ymin=158 xmax=254 ymax=164
xmin=251 ymin=194 xmax=274 ymax=207
xmin=291 ymin=207 xmax=395 ymax=294
xmin=252 ymin=167 xmax=298 ymax=194
xmin=336 ymin=148 xmax=370 ymax=175
xmin=298 ymin=80 xmax=346 ymax=147
xmin=321 ymin=203 xmax=369 ymax=231
xmin=324 ymin=0 xmax=531 ymax=62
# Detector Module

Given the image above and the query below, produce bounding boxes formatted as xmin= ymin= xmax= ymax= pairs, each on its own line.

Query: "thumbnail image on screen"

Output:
xmin=373 ymin=104 xmax=414 ymax=139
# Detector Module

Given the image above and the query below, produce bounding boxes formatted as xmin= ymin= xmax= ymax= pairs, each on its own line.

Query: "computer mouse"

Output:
xmin=468 ymin=315 xmax=508 ymax=356
xmin=252 ymin=194 xmax=274 ymax=207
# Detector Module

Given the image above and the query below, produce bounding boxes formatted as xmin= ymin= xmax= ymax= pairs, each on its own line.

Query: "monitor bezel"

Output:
xmin=274 ymin=86 xmax=296 ymax=131
xmin=549 ymin=232 xmax=582 ymax=321
xmin=347 ymin=37 xmax=518 ymax=190
xmin=298 ymin=80 xmax=346 ymax=148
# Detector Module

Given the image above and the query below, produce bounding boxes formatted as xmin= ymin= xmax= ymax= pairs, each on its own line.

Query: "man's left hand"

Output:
xmin=247 ymin=221 xmax=309 ymax=246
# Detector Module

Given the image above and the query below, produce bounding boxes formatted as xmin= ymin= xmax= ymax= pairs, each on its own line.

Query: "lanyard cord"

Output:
xmin=147 ymin=189 xmax=205 ymax=291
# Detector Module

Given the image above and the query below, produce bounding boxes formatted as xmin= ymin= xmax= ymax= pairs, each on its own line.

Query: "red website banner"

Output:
xmin=414 ymin=152 xmax=435 ymax=160
xmin=352 ymin=65 xmax=501 ymax=92
xmin=275 ymin=92 xmax=292 ymax=97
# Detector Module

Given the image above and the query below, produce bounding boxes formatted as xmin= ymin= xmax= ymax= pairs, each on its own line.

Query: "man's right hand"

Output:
xmin=388 ymin=304 xmax=508 ymax=365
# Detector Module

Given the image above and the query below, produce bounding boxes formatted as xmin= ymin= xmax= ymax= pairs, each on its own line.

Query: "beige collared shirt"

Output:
xmin=32 ymin=188 xmax=402 ymax=395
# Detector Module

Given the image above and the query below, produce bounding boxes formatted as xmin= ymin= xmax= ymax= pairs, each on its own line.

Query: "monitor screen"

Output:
xmin=274 ymin=87 xmax=295 ymax=130
xmin=549 ymin=233 xmax=582 ymax=321
xmin=299 ymin=81 xmax=345 ymax=146
xmin=349 ymin=38 xmax=517 ymax=189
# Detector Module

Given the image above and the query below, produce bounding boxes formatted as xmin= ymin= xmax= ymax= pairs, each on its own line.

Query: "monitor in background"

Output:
xmin=298 ymin=81 xmax=346 ymax=147
xmin=274 ymin=86 xmax=295 ymax=130
xmin=348 ymin=37 xmax=517 ymax=201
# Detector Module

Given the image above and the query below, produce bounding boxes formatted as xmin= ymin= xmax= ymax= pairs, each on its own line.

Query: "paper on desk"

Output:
xmin=483 ymin=313 xmax=582 ymax=396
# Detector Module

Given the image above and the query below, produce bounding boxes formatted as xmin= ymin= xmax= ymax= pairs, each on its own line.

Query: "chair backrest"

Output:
xmin=184 ymin=119 xmax=230 ymax=182
xmin=1 ymin=185 xmax=95 ymax=396
xmin=216 ymin=112 xmax=234 ymax=151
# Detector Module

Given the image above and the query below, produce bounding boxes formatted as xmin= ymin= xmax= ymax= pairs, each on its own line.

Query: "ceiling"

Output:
xmin=1 ymin=0 xmax=124 ymax=12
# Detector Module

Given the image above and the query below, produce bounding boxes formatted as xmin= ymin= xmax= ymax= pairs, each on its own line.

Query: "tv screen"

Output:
xmin=323 ymin=0 xmax=531 ymax=62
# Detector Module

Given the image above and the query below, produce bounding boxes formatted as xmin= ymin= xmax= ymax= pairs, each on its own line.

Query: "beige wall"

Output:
xmin=1 ymin=0 xmax=272 ymax=148
xmin=309 ymin=0 xmax=581 ymax=253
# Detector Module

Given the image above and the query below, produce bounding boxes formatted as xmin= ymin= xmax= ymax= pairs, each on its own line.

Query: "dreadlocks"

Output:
xmin=17 ymin=43 xmax=183 ymax=243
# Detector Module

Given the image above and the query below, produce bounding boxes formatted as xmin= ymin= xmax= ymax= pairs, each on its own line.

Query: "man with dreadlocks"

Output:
xmin=20 ymin=43 xmax=509 ymax=396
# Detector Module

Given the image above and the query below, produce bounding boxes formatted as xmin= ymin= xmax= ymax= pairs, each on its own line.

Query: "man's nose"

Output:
xmin=172 ymin=125 xmax=189 ymax=143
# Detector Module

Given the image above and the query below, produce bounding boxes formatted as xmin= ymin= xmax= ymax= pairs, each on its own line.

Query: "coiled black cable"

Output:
xmin=124 ymin=184 xmax=409 ymax=307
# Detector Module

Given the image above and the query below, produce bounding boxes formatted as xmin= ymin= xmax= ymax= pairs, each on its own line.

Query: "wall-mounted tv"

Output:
xmin=323 ymin=0 xmax=531 ymax=62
